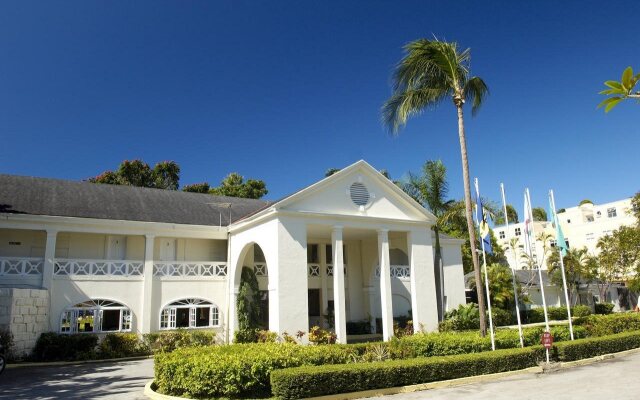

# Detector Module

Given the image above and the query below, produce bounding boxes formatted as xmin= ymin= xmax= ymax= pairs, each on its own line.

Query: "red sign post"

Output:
xmin=541 ymin=331 xmax=554 ymax=349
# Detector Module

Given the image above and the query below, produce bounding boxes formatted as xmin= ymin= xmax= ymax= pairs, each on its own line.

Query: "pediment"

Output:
xmin=276 ymin=161 xmax=435 ymax=223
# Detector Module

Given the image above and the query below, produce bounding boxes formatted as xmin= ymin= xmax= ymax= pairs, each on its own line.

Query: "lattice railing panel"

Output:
xmin=375 ymin=265 xmax=411 ymax=280
xmin=0 ymin=257 xmax=44 ymax=276
xmin=54 ymin=259 xmax=144 ymax=277
xmin=153 ymin=262 xmax=227 ymax=278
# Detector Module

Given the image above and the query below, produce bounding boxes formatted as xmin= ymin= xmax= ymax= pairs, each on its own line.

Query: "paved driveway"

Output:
xmin=0 ymin=358 xmax=153 ymax=399
xmin=385 ymin=351 xmax=640 ymax=400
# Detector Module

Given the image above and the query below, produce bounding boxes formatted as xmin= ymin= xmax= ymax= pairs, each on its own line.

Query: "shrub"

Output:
xmin=271 ymin=347 xmax=542 ymax=399
xmin=594 ymin=303 xmax=615 ymax=315
xmin=554 ymin=331 xmax=640 ymax=361
xmin=308 ymin=326 xmax=336 ymax=344
xmin=492 ymin=308 xmax=515 ymax=326
xmin=32 ymin=333 xmax=99 ymax=361
xmin=99 ymin=333 xmax=149 ymax=358
xmin=575 ymin=313 xmax=640 ymax=337
xmin=257 ymin=330 xmax=279 ymax=343
xmin=234 ymin=328 xmax=259 ymax=343
xmin=154 ymin=343 xmax=358 ymax=398
xmin=440 ymin=303 xmax=480 ymax=331
xmin=526 ymin=305 xmax=591 ymax=323
xmin=143 ymin=330 xmax=216 ymax=353
xmin=0 ymin=328 xmax=14 ymax=361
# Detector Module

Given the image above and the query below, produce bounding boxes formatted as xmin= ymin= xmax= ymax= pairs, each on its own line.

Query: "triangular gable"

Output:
xmin=274 ymin=160 xmax=436 ymax=223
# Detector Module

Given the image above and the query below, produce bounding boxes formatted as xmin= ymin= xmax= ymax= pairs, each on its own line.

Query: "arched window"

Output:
xmin=160 ymin=298 xmax=219 ymax=330
xmin=60 ymin=299 xmax=131 ymax=334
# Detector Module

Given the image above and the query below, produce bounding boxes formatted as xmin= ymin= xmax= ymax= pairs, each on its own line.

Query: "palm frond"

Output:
xmin=463 ymin=76 xmax=489 ymax=116
xmin=381 ymin=87 xmax=450 ymax=134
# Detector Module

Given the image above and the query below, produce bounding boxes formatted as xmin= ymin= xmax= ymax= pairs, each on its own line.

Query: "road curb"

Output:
xmin=6 ymin=355 xmax=153 ymax=369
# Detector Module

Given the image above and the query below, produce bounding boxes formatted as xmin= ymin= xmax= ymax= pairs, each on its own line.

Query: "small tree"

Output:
xmin=236 ymin=266 xmax=262 ymax=334
xmin=532 ymin=207 xmax=547 ymax=222
xmin=597 ymin=226 xmax=640 ymax=293
xmin=494 ymin=204 xmax=519 ymax=225
xmin=548 ymin=247 xmax=595 ymax=306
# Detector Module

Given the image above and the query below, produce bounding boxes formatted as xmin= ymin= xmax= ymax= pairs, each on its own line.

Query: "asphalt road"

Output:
xmin=385 ymin=351 xmax=640 ymax=400
xmin=0 ymin=358 xmax=153 ymax=399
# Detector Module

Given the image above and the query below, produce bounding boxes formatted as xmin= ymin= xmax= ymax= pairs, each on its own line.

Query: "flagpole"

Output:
xmin=475 ymin=178 xmax=495 ymax=351
xmin=550 ymin=189 xmax=574 ymax=340
xmin=525 ymin=188 xmax=550 ymax=363
xmin=500 ymin=183 xmax=524 ymax=348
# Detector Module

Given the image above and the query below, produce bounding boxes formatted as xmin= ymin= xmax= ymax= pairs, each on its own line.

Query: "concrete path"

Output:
xmin=0 ymin=358 xmax=153 ymax=399
xmin=383 ymin=351 xmax=640 ymax=400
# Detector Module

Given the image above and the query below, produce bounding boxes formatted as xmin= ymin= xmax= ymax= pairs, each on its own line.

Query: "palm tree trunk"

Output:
xmin=456 ymin=104 xmax=487 ymax=336
xmin=434 ymin=226 xmax=444 ymax=321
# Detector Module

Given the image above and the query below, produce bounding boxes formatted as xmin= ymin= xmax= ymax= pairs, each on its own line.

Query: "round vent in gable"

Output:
xmin=350 ymin=182 xmax=370 ymax=206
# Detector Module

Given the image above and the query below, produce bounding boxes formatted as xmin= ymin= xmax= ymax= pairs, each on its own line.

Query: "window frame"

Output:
xmin=59 ymin=299 xmax=131 ymax=334
xmin=159 ymin=298 xmax=220 ymax=330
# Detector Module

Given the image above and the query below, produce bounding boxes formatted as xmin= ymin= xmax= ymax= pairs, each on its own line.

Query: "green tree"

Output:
xmin=182 ymin=182 xmax=211 ymax=193
xmin=401 ymin=160 xmax=454 ymax=320
xmin=90 ymin=159 xmax=180 ymax=189
xmin=495 ymin=204 xmax=519 ymax=225
xmin=631 ymin=192 xmax=640 ymax=224
xmin=579 ymin=199 xmax=593 ymax=206
xmin=598 ymin=66 xmax=640 ymax=112
xmin=597 ymin=226 xmax=640 ymax=292
xmin=532 ymin=207 xmax=547 ymax=222
xmin=325 ymin=168 xmax=341 ymax=177
xmin=468 ymin=263 xmax=527 ymax=311
xmin=210 ymin=173 xmax=268 ymax=199
xmin=381 ymin=38 xmax=490 ymax=334
xmin=547 ymin=247 xmax=594 ymax=306
xmin=236 ymin=266 xmax=262 ymax=333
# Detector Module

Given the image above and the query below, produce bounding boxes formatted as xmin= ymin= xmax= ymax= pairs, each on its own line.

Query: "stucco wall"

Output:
xmin=0 ymin=229 xmax=46 ymax=257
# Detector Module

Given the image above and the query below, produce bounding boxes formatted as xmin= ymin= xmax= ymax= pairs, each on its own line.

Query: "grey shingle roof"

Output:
xmin=0 ymin=174 xmax=271 ymax=226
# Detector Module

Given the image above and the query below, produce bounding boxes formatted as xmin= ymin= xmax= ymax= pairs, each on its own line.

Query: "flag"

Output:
xmin=523 ymin=189 xmax=538 ymax=262
xmin=474 ymin=179 xmax=493 ymax=254
xmin=548 ymin=193 xmax=568 ymax=256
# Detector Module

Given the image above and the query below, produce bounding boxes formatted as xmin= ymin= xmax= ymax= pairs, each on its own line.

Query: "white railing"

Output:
xmin=0 ymin=257 xmax=44 ymax=276
xmin=153 ymin=261 xmax=227 ymax=278
xmin=54 ymin=259 xmax=144 ymax=277
xmin=376 ymin=265 xmax=411 ymax=280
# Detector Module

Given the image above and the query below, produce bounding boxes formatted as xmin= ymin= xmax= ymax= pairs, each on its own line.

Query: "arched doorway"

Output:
xmin=233 ymin=242 xmax=270 ymax=333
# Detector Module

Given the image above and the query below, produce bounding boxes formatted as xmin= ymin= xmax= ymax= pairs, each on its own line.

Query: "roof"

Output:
xmin=0 ymin=174 xmax=270 ymax=226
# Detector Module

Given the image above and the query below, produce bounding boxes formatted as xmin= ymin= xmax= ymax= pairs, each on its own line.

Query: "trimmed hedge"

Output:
xmin=154 ymin=343 xmax=359 ymax=398
xmin=32 ymin=333 xmax=99 ymax=361
xmin=594 ymin=303 xmax=615 ymax=315
xmin=526 ymin=305 xmax=591 ymax=323
xmin=575 ymin=313 xmax=640 ymax=337
xmin=271 ymin=347 xmax=543 ymax=399
xmin=555 ymin=331 xmax=640 ymax=361
xmin=272 ymin=331 xmax=640 ymax=399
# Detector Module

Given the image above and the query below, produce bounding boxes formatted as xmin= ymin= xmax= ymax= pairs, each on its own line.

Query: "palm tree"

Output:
xmin=402 ymin=160 xmax=454 ymax=321
xmin=382 ymin=38 xmax=489 ymax=334
xmin=548 ymin=247 xmax=594 ymax=306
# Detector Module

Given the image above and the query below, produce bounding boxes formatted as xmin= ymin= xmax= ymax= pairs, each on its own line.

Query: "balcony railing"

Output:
xmin=54 ymin=259 xmax=144 ymax=277
xmin=0 ymin=257 xmax=44 ymax=276
xmin=153 ymin=261 xmax=227 ymax=278
xmin=375 ymin=265 xmax=411 ymax=280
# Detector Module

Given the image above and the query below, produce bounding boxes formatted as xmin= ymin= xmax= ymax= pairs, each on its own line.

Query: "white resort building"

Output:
xmin=0 ymin=160 xmax=466 ymax=356
xmin=492 ymin=197 xmax=637 ymax=309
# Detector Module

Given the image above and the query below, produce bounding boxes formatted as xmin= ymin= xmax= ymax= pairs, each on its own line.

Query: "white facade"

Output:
xmin=0 ymin=161 xmax=467 ymax=351
xmin=495 ymin=197 xmax=637 ymax=270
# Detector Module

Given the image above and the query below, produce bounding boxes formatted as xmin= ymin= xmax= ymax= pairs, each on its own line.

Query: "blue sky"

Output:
xmin=0 ymin=1 xmax=638 ymax=213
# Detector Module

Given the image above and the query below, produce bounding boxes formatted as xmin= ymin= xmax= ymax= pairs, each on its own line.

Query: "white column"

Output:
xmin=332 ymin=226 xmax=347 ymax=344
xmin=141 ymin=234 xmax=155 ymax=333
xmin=43 ymin=230 xmax=57 ymax=331
xmin=408 ymin=229 xmax=439 ymax=332
xmin=42 ymin=230 xmax=57 ymax=290
xmin=378 ymin=229 xmax=394 ymax=341
xmin=320 ymin=244 xmax=329 ymax=329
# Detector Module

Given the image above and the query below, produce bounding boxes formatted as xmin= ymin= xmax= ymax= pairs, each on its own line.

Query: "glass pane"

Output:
xmin=101 ymin=309 xmax=121 ymax=332
xmin=307 ymin=244 xmax=318 ymax=263
xmin=61 ymin=311 xmax=73 ymax=333
xmin=76 ymin=309 xmax=95 ymax=332
xmin=176 ymin=308 xmax=190 ymax=328
xmin=195 ymin=307 xmax=210 ymax=327
xmin=160 ymin=309 xmax=169 ymax=328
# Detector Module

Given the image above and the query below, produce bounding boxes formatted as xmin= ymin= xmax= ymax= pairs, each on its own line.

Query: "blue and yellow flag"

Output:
xmin=474 ymin=179 xmax=493 ymax=254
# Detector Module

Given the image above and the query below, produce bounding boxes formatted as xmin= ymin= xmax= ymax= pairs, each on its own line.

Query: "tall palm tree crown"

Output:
xmin=382 ymin=38 xmax=489 ymax=335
